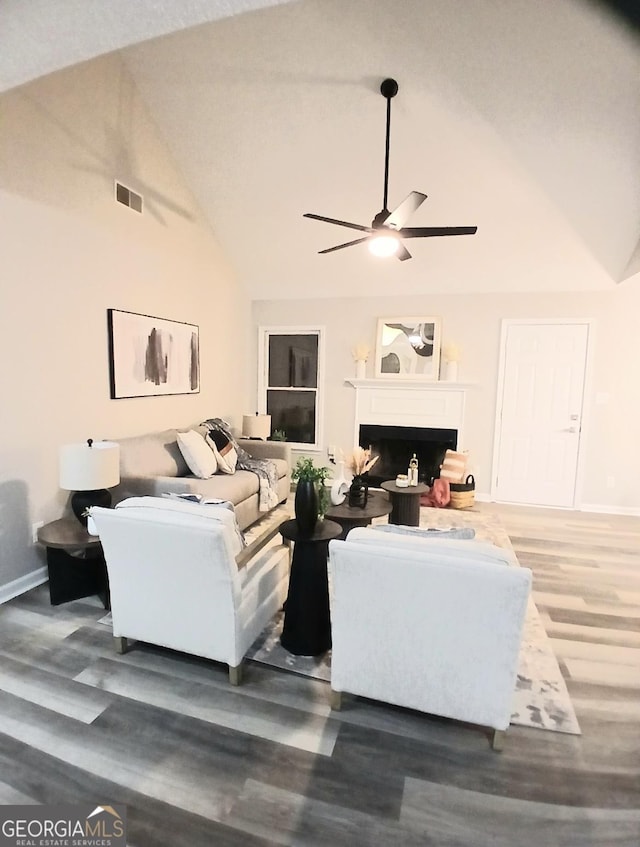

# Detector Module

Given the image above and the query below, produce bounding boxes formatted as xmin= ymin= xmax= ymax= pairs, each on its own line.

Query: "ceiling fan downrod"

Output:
xmin=377 ymin=78 xmax=399 ymax=226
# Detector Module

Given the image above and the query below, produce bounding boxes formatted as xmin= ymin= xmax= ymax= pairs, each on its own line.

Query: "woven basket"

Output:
xmin=449 ymin=474 xmax=475 ymax=510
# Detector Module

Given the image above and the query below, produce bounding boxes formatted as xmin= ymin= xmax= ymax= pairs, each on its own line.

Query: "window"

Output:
xmin=258 ymin=327 xmax=324 ymax=449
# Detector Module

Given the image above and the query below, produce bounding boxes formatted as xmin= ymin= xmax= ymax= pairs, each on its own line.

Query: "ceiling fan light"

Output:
xmin=368 ymin=234 xmax=399 ymax=257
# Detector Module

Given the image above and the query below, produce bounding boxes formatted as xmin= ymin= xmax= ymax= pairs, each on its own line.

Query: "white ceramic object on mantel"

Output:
xmin=86 ymin=514 xmax=99 ymax=536
xmin=444 ymin=360 xmax=459 ymax=382
xmin=330 ymin=461 xmax=349 ymax=506
xmin=355 ymin=359 xmax=366 ymax=380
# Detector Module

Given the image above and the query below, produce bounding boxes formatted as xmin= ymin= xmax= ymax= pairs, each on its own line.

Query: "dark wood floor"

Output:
xmin=0 ymin=503 xmax=638 ymax=846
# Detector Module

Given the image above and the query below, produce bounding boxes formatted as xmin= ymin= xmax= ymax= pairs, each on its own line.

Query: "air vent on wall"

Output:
xmin=115 ymin=181 xmax=143 ymax=213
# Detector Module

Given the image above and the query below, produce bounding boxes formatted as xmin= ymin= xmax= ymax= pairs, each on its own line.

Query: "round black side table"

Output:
xmin=279 ymin=518 xmax=342 ymax=656
xmin=324 ymin=490 xmax=392 ymax=539
xmin=380 ymin=480 xmax=430 ymax=527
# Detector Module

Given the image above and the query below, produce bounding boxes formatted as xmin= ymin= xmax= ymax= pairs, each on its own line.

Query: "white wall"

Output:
xmin=0 ymin=54 xmax=250 ymax=592
xmin=253 ymin=283 xmax=640 ymax=514
xmin=119 ymin=0 xmax=640 ymax=302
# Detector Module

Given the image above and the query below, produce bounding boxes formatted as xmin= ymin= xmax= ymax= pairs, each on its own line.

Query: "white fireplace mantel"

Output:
xmin=345 ymin=378 xmax=476 ymax=448
xmin=344 ymin=378 xmax=476 ymax=391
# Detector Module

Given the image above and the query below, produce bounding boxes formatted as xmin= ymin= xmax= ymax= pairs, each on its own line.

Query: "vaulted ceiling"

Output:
xmin=2 ymin=0 xmax=639 ymax=299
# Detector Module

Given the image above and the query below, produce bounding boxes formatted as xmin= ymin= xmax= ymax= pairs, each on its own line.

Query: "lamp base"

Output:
xmin=71 ymin=489 xmax=112 ymax=527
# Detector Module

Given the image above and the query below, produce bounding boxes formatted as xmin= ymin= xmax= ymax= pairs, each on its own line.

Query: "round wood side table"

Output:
xmin=324 ymin=490 xmax=392 ymax=539
xmin=37 ymin=518 xmax=110 ymax=608
xmin=380 ymin=480 xmax=430 ymax=527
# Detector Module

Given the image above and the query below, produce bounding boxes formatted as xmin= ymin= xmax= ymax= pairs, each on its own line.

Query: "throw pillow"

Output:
xmin=422 ymin=477 xmax=450 ymax=507
xmin=176 ymin=430 xmax=218 ymax=479
xmin=204 ymin=428 xmax=238 ymax=474
xmin=373 ymin=525 xmax=476 ymax=540
xmin=439 ymin=449 xmax=467 ymax=482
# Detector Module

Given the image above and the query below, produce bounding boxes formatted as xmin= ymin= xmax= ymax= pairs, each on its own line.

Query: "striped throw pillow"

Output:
xmin=439 ymin=449 xmax=467 ymax=482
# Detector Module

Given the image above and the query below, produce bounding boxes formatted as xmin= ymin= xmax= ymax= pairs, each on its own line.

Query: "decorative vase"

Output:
xmin=348 ymin=474 xmax=369 ymax=508
xmin=295 ymin=479 xmax=318 ymax=535
xmin=355 ymin=359 xmax=366 ymax=380
xmin=445 ymin=360 xmax=459 ymax=382
xmin=330 ymin=461 xmax=349 ymax=506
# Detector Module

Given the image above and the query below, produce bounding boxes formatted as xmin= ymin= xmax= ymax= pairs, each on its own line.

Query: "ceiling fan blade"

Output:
xmin=384 ymin=192 xmax=428 ymax=229
xmin=318 ymin=237 xmax=369 ymax=254
xmin=400 ymin=226 xmax=478 ymax=238
xmin=304 ymin=213 xmax=372 ymax=233
xmin=396 ymin=242 xmax=412 ymax=261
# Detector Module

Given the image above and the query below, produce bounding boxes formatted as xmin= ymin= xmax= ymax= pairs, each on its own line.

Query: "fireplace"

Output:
xmin=359 ymin=423 xmax=457 ymax=487
xmin=346 ymin=378 xmax=470 ymax=488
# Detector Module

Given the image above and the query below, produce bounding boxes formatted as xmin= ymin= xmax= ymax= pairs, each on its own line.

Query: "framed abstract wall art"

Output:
xmin=107 ymin=309 xmax=200 ymax=398
xmin=374 ymin=316 xmax=441 ymax=380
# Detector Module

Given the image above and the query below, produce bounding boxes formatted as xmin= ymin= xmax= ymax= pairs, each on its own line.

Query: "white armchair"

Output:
xmin=91 ymin=497 xmax=289 ymax=684
xmin=328 ymin=527 xmax=532 ymax=748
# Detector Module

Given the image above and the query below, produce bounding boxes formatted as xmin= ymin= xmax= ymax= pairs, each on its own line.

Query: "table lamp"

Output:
xmin=59 ymin=438 xmax=121 ymax=526
xmin=242 ymin=413 xmax=271 ymax=440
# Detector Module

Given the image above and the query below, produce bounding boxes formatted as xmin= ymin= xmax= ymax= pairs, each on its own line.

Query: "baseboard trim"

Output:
xmin=579 ymin=503 xmax=640 ymax=517
xmin=0 ymin=566 xmax=48 ymax=605
xmin=479 ymin=493 xmax=640 ymax=517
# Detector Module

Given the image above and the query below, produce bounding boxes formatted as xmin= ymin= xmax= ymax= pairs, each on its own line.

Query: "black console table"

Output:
xmin=279 ymin=518 xmax=342 ymax=656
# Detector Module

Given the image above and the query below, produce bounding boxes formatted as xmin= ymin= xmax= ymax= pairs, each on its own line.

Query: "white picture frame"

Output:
xmin=108 ymin=309 xmax=200 ymax=398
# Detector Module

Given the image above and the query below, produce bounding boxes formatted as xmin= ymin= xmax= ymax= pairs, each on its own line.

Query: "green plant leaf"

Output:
xmin=291 ymin=456 xmax=331 ymax=483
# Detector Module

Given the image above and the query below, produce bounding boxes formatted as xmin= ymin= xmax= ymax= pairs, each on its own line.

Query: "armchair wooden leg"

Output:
xmin=114 ymin=636 xmax=129 ymax=655
xmin=330 ymin=688 xmax=342 ymax=711
xmin=229 ymin=662 xmax=243 ymax=686
xmin=491 ymin=729 xmax=506 ymax=752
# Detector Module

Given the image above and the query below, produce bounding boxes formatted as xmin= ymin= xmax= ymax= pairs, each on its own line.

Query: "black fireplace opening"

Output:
xmin=359 ymin=424 xmax=457 ymax=488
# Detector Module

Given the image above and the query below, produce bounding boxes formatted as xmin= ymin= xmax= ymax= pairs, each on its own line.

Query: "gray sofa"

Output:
xmin=110 ymin=426 xmax=291 ymax=531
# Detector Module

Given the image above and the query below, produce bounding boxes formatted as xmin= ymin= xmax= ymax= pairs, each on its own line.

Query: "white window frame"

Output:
xmin=258 ymin=325 xmax=325 ymax=451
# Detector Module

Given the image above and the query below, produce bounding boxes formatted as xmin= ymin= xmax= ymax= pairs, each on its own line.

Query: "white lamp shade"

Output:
xmin=59 ymin=441 xmax=120 ymax=491
xmin=242 ymin=414 xmax=271 ymax=440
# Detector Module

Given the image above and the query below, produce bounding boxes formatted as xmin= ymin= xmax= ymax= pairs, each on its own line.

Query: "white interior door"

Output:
xmin=493 ymin=321 xmax=589 ymax=508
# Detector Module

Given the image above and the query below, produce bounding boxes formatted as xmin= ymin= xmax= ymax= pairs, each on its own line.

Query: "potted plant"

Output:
xmin=291 ymin=456 xmax=331 ymax=534
xmin=315 ymin=465 xmax=332 ymax=520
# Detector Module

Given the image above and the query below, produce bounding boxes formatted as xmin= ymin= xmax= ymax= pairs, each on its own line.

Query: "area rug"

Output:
xmin=246 ymin=507 xmax=582 ymax=736
xmin=99 ymin=504 xmax=581 ymax=735
xmin=245 ymin=608 xmax=580 ymax=735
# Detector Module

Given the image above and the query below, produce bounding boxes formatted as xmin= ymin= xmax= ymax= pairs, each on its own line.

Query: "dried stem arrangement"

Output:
xmin=346 ymin=447 xmax=379 ymax=476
